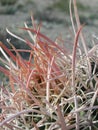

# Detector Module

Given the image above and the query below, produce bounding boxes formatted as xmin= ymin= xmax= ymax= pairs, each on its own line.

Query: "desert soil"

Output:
xmin=0 ymin=0 xmax=98 ymax=50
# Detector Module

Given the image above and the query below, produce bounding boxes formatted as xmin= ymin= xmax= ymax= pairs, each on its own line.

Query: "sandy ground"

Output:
xmin=0 ymin=0 xmax=98 ymax=27
xmin=0 ymin=0 xmax=98 ymax=49
xmin=79 ymin=0 xmax=98 ymax=7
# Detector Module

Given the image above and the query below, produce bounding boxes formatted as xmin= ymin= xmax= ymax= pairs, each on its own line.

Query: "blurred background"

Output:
xmin=0 ymin=0 xmax=98 ymax=51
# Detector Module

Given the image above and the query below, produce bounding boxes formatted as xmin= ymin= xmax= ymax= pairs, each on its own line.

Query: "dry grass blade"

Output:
xmin=57 ymin=104 xmax=67 ymax=130
xmin=0 ymin=109 xmax=43 ymax=127
xmin=69 ymin=0 xmax=82 ymax=56
xmin=0 ymin=0 xmax=98 ymax=129
xmin=72 ymin=24 xmax=84 ymax=130
xmin=73 ymin=0 xmax=91 ymax=76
